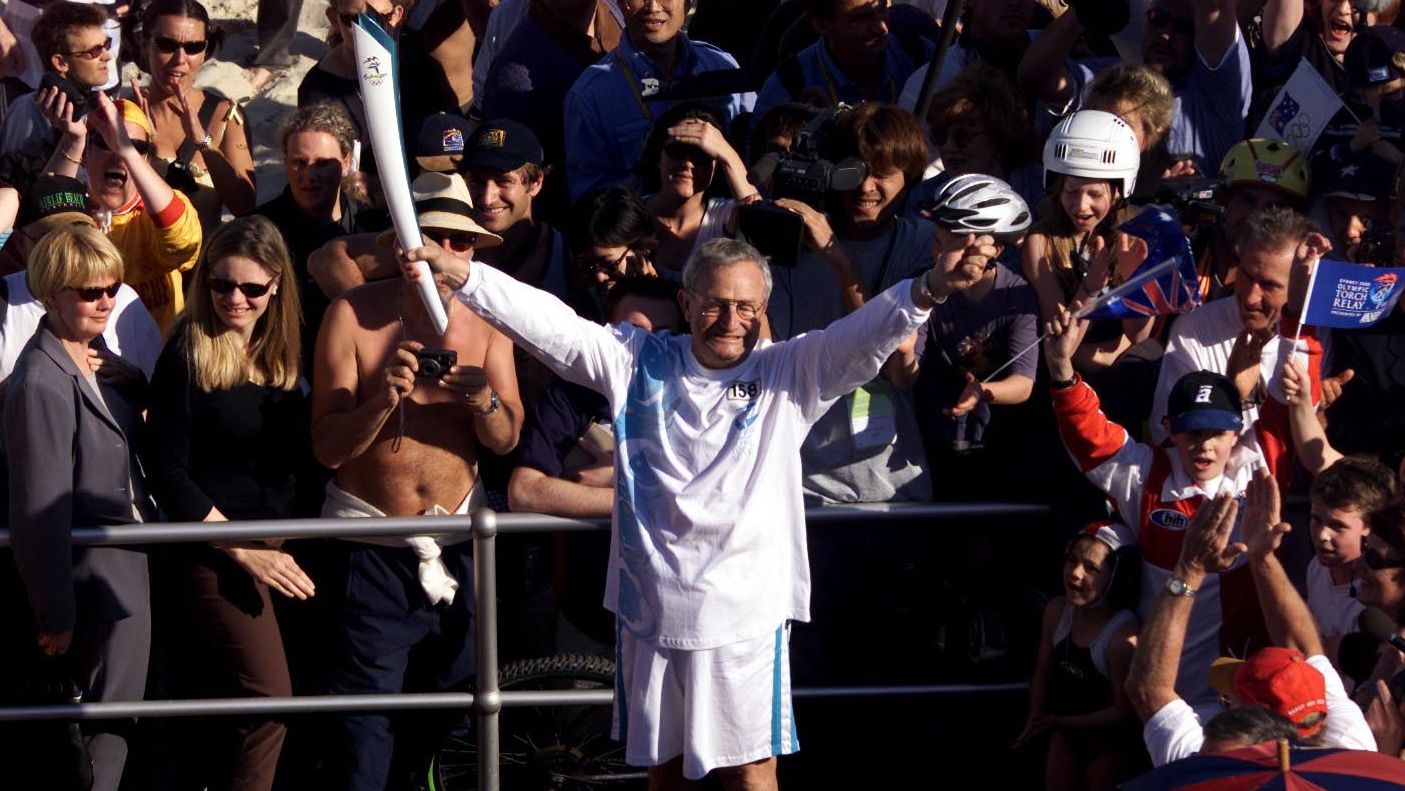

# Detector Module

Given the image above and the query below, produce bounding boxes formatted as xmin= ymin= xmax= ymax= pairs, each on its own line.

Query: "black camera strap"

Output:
xmin=614 ymin=51 xmax=656 ymax=122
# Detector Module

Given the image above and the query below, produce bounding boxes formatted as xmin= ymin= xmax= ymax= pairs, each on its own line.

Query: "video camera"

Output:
xmin=1150 ymin=176 xmax=1227 ymax=228
xmin=737 ymin=106 xmax=868 ymax=267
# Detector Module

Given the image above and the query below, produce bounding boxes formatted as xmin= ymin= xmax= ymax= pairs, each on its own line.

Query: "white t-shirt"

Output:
xmin=0 ymin=271 xmax=162 ymax=384
xmin=1307 ymin=556 xmax=1364 ymax=642
xmin=456 ymin=262 xmax=930 ymax=649
xmin=1142 ymin=654 xmax=1376 ymax=767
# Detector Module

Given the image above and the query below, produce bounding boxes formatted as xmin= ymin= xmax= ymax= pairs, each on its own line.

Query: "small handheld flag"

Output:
xmin=1300 ymin=258 xmax=1405 ymax=329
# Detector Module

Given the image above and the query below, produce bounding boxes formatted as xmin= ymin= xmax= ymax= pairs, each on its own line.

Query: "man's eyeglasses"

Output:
xmin=426 ymin=229 xmax=478 ymax=253
xmin=89 ymin=135 xmax=153 ymax=157
xmin=691 ymin=295 xmax=765 ymax=321
xmin=1146 ymin=7 xmax=1195 ymax=37
xmin=209 ymin=278 xmax=275 ymax=298
xmin=151 ymin=36 xmax=208 ymax=56
xmin=68 ymin=282 xmax=121 ymax=301
xmin=1362 ymin=546 xmax=1405 ymax=570
xmin=67 ymin=38 xmax=113 ymax=60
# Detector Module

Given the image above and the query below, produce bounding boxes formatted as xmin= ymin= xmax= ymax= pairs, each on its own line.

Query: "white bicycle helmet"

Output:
xmin=1043 ymin=110 xmax=1141 ymax=197
xmin=924 ymin=173 xmax=1032 ymax=240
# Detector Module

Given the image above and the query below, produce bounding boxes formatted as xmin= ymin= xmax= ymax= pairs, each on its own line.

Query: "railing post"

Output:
xmin=472 ymin=508 xmax=501 ymax=791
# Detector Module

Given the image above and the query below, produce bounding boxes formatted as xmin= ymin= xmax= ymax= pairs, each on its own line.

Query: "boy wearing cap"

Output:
xmin=1126 ymin=472 xmax=1374 ymax=765
xmin=1046 ymin=306 xmax=1296 ymax=714
xmin=1321 ymin=153 xmax=1395 ymax=262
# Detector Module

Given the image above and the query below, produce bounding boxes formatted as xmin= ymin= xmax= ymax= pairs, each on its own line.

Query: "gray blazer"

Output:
xmin=5 ymin=318 xmax=153 ymax=634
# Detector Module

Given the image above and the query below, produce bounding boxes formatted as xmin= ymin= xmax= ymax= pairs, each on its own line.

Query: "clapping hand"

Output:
xmin=1240 ymin=468 xmax=1288 ymax=561
xmin=1177 ymin=492 xmax=1244 ymax=576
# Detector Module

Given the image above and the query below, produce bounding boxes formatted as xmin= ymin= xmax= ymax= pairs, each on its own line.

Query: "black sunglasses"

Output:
xmin=1146 ymin=7 xmax=1195 ymax=37
xmin=90 ymin=135 xmax=153 ymax=156
xmin=208 ymin=277 xmax=274 ymax=298
xmin=67 ymin=38 xmax=113 ymax=60
xmin=1363 ymin=546 xmax=1405 ymax=571
xmin=425 ymin=229 xmax=478 ymax=252
xmin=151 ymin=36 xmax=208 ymax=56
xmin=663 ymin=141 xmax=708 ymax=162
xmin=68 ymin=282 xmax=121 ymax=301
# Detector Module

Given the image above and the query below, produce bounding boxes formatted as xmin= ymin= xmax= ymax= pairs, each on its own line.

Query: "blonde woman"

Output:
xmin=142 ymin=214 xmax=310 ymax=791
xmin=6 ymin=225 xmax=155 ymax=791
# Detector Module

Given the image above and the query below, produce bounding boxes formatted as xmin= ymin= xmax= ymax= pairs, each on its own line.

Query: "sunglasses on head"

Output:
xmin=90 ymin=135 xmax=153 ymax=157
xmin=208 ymin=277 xmax=274 ymax=298
xmin=1363 ymin=546 xmax=1405 ymax=570
xmin=1146 ymin=7 xmax=1195 ymax=36
xmin=67 ymin=38 xmax=113 ymax=60
xmin=69 ymin=282 xmax=121 ymax=301
xmin=151 ymin=36 xmax=208 ymax=56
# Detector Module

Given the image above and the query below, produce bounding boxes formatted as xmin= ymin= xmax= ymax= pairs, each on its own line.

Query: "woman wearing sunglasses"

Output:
xmin=634 ymin=101 xmax=759 ymax=277
xmin=142 ymin=215 xmax=309 ymax=791
xmin=567 ymin=186 xmax=659 ymax=320
xmin=6 ymin=225 xmax=156 ymax=791
xmin=132 ymin=0 xmax=256 ymax=229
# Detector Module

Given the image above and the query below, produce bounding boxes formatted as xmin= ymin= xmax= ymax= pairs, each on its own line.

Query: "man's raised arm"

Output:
xmin=406 ymin=240 xmax=634 ymax=393
xmin=1127 ymin=494 xmax=1243 ymax=722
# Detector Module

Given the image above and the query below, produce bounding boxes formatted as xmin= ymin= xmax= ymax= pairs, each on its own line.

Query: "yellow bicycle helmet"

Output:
xmin=1217 ymin=138 xmax=1310 ymax=204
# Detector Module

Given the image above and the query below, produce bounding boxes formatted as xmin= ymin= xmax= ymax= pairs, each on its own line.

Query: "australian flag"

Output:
xmin=1269 ymin=92 xmax=1301 ymax=136
xmin=1085 ymin=207 xmax=1201 ymax=320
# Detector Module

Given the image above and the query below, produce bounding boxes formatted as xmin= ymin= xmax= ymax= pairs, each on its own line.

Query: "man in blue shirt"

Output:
xmin=563 ymin=0 xmax=752 ymax=201
xmin=753 ymin=0 xmax=932 ymax=121
xmin=1018 ymin=0 xmax=1249 ymax=176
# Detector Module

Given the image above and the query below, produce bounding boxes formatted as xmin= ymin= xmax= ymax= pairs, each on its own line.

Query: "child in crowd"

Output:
xmin=1015 ymin=521 xmax=1144 ymax=791
xmin=1306 ymin=458 xmax=1398 ymax=655
xmin=1022 ymin=110 xmax=1157 ymax=435
xmin=1042 ymin=304 xmax=1295 ymax=714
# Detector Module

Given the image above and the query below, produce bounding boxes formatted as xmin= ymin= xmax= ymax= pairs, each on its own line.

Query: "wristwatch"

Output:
xmin=196 ymin=132 xmax=214 ymax=151
xmin=474 ymin=389 xmax=500 ymax=416
xmin=1166 ymin=577 xmax=1197 ymax=598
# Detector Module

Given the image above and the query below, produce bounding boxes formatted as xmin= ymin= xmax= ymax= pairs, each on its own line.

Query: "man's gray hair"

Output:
xmin=1233 ymin=205 xmax=1316 ymax=258
xmin=681 ymin=238 xmax=772 ymax=298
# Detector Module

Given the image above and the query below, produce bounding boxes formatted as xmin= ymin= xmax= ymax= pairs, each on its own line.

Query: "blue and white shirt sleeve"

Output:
xmin=455 ymin=262 xmax=638 ymax=394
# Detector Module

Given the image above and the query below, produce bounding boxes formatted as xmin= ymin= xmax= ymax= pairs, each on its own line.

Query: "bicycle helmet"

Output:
xmin=1043 ymin=110 xmax=1141 ymax=197
xmin=924 ymin=173 xmax=1032 ymax=240
xmin=1217 ymin=138 xmax=1310 ymax=204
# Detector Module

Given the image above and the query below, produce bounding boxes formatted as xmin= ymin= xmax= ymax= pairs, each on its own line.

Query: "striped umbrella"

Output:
xmin=1124 ymin=740 xmax=1405 ymax=790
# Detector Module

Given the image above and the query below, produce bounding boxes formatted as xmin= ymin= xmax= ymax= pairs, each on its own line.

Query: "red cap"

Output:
xmin=1209 ymin=648 xmax=1327 ymax=738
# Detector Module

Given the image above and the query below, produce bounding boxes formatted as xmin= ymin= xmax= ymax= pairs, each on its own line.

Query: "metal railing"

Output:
xmin=0 ymin=502 xmax=1044 ymax=789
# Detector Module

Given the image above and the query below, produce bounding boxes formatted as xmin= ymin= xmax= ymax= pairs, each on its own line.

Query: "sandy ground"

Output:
xmin=188 ymin=0 xmax=334 ymax=204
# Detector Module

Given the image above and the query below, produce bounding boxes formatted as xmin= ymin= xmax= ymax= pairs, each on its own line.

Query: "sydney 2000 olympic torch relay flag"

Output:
xmin=351 ymin=11 xmax=450 ymax=335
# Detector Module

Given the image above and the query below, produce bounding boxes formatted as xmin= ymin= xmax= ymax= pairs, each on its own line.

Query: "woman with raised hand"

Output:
xmin=143 ymin=215 xmax=311 ymax=791
xmin=132 ymin=0 xmax=256 ymax=228
xmin=635 ymin=101 xmax=759 ymax=276
xmin=6 ymin=225 xmax=155 ymax=791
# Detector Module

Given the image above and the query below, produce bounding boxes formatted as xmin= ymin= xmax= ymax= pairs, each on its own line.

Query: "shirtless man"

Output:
xmin=310 ymin=171 xmax=522 ymax=790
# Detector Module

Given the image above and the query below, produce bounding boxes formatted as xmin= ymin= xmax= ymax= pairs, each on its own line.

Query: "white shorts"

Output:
xmin=612 ymin=622 xmax=799 ymax=780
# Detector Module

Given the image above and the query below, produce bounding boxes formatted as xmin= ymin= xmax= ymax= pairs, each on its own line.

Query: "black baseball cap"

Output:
xmin=1345 ymin=26 xmax=1405 ymax=88
xmin=415 ymin=112 xmax=469 ymax=173
xmin=1168 ymin=371 xmax=1243 ymax=434
xmin=17 ymin=173 xmax=95 ymax=231
xmin=1321 ymin=154 xmax=1392 ymax=202
xmin=461 ymin=118 xmax=543 ymax=172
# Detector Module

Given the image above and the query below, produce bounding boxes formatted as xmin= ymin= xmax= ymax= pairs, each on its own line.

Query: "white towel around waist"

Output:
xmin=322 ymin=481 xmax=485 ymax=605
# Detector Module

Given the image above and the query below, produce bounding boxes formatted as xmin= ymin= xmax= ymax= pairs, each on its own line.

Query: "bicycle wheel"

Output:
xmin=431 ymin=653 xmax=646 ymax=790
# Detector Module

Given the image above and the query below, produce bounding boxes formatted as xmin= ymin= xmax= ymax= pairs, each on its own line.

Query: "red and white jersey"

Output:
xmin=1053 ymin=378 xmax=1293 ymax=710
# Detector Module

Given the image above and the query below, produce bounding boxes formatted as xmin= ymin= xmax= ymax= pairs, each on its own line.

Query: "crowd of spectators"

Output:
xmin=0 ymin=0 xmax=1404 ymax=788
